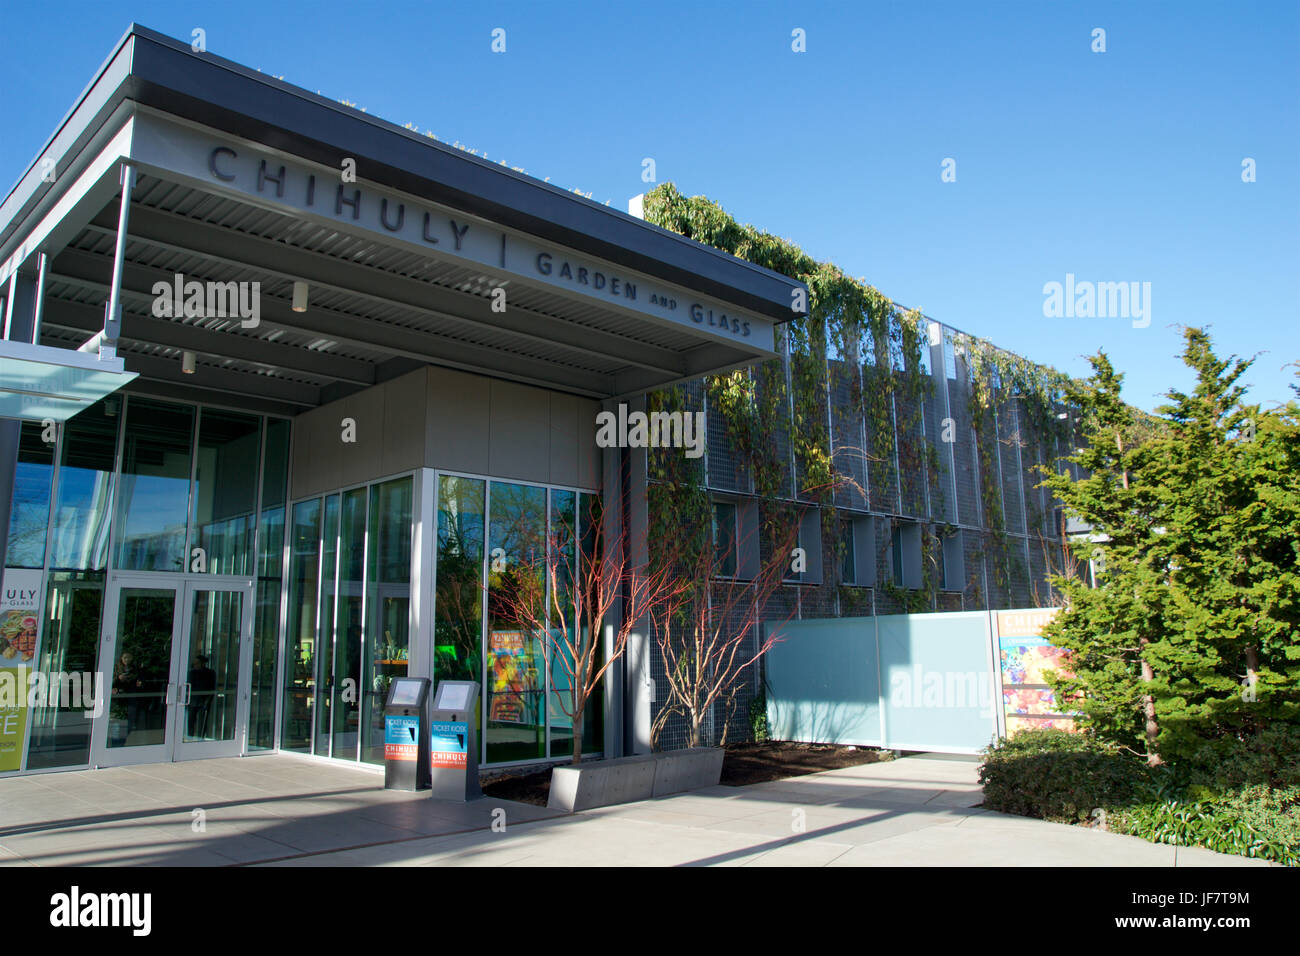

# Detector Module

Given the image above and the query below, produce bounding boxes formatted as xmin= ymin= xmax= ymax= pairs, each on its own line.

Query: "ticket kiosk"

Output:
xmin=428 ymin=680 xmax=481 ymax=801
xmin=382 ymin=677 xmax=431 ymax=791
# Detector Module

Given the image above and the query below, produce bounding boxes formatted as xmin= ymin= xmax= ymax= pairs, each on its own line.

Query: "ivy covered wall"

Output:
xmin=639 ymin=183 xmax=1083 ymax=748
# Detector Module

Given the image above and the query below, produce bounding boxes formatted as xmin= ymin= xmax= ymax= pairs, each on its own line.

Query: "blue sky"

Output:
xmin=2 ymin=1 xmax=1296 ymax=411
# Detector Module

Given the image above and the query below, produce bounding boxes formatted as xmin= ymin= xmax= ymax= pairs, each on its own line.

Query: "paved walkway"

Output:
xmin=0 ymin=753 xmax=1269 ymax=866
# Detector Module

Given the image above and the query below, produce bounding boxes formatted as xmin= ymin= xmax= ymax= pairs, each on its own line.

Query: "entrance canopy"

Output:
xmin=0 ymin=25 xmax=804 ymax=417
xmin=0 ymin=339 xmax=136 ymax=421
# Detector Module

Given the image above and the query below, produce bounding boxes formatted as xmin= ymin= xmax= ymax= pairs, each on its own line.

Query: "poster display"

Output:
xmin=0 ymin=569 xmax=44 ymax=772
xmin=487 ymin=630 xmax=534 ymax=724
xmin=996 ymin=607 xmax=1076 ymax=735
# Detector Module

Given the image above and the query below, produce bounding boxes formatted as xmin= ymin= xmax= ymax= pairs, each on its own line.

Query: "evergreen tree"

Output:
xmin=1141 ymin=329 xmax=1300 ymax=764
xmin=1039 ymin=352 xmax=1168 ymax=764
xmin=1042 ymin=330 xmax=1300 ymax=771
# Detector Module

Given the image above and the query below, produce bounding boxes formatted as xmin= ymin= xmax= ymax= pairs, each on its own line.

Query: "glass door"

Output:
xmin=173 ymin=580 xmax=254 ymax=760
xmin=93 ymin=575 xmax=254 ymax=765
xmin=94 ymin=576 xmax=183 ymax=767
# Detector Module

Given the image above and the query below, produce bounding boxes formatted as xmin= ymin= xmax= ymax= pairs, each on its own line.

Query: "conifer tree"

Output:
xmin=1039 ymin=352 xmax=1168 ymax=764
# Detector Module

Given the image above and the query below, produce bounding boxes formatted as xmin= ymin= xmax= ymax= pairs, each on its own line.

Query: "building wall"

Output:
xmin=291 ymin=366 xmax=602 ymax=500
xmin=643 ymin=318 xmax=1073 ymax=750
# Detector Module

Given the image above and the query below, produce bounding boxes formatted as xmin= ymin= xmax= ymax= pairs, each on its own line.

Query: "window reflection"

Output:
xmin=50 ymin=396 xmax=119 ymax=570
xmin=192 ymin=409 xmax=261 ymax=576
xmin=114 ymin=398 xmax=194 ymax=572
xmin=486 ymin=482 xmax=546 ymax=764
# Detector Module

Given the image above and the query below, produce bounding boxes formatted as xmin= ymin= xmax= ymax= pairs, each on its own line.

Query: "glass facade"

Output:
xmin=4 ymin=390 xmax=603 ymax=772
xmin=4 ymin=394 xmax=289 ymax=772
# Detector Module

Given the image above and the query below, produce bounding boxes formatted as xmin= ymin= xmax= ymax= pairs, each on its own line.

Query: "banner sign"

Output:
xmin=996 ymin=607 xmax=1076 ymax=735
xmin=0 ymin=569 xmax=44 ymax=772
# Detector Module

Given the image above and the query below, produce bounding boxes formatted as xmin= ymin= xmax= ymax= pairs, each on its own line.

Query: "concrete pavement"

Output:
xmin=0 ymin=752 xmax=1271 ymax=866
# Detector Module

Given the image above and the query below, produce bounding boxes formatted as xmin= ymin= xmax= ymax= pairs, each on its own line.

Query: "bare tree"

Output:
xmin=490 ymin=494 xmax=687 ymax=764
xmin=648 ymin=498 xmax=808 ymax=750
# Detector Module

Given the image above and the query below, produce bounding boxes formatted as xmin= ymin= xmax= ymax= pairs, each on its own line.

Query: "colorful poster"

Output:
xmin=0 ymin=569 xmax=44 ymax=772
xmin=430 ymin=721 xmax=468 ymax=768
xmin=487 ymin=630 xmax=531 ymax=723
xmin=384 ymin=715 xmax=420 ymax=761
xmin=996 ymin=606 xmax=1075 ymax=735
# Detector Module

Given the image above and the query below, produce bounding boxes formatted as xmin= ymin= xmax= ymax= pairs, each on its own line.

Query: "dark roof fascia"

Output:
xmin=4 ymin=24 xmax=802 ymax=323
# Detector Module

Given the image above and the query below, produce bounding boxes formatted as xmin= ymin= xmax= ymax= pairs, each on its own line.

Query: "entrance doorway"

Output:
xmin=92 ymin=573 xmax=255 ymax=766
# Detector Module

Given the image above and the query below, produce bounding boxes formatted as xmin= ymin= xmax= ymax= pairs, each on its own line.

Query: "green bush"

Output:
xmin=1185 ymin=725 xmax=1300 ymax=790
xmin=979 ymin=729 xmax=1146 ymax=823
xmin=748 ymin=692 xmax=770 ymax=744
xmin=1109 ymin=785 xmax=1300 ymax=866
xmin=979 ymin=728 xmax=1300 ymax=865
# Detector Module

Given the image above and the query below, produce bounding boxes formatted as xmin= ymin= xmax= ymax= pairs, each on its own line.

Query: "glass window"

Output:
xmin=841 ymin=518 xmax=856 ymax=584
xmin=192 ymin=409 xmax=261 ymax=575
xmin=5 ymin=420 xmax=55 ymax=568
xmin=114 ymin=398 xmax=194 ymax=572
xmin=281 ymin=498 xmax=320 ymax=752
xmin=316 ymin=495 xmax=341 ymax=758
xmin=713 ymin=501 xmax=737 ymax=577
xmin=486 ymin=481 xmax=546 ymax=764
xmin=249 ymin=417 xmax=290 ymax=750
xmin=50 ymin=396 xmax=120 ymax=570
xmin=24 ymin=572 xmax=104 ymax=769
xmin=435 ymin=476 xmax=484 ymax=685
xmin=361 ymin=477 xmax=413 ymax=765
xmin=548 ymin=490 xmax=578 ymax=758
xmin=334 ymin=488 xmax=366 ymax=760
xmin=891 ymin=526 xmax=904 ymax=584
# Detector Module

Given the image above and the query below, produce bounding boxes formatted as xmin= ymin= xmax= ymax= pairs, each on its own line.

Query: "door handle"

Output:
xmin=180 ymin=683 xmax=192 ymax=706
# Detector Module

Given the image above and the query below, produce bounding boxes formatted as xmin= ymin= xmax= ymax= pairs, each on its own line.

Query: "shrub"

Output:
xmin=1185 ymin=724 xmax=1300 ymax=790
xmin=1109 ymin=785 xmax=1300 ymax=866
xmin=979 ymin=728 xmax=1146 ymax=823
xmin=748 ymin=691 xmax=770 ymax=744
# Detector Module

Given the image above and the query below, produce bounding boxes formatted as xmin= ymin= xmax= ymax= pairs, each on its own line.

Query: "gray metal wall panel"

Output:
xmin=426 ymin=366 xmax=490 ymax=475
xmin=382 ymin=369 xmax=427 ymax=477
xmin=548 ymin=391 xmax=580 ymax=488
xmin=489 ymin=379 xmax=551 ymax=484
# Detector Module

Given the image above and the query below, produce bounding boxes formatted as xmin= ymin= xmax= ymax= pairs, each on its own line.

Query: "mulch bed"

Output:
xmin=480 ymin=741 xmax=890 ymax=806
xmin=719 ymin=741 xmax=890 ymax=786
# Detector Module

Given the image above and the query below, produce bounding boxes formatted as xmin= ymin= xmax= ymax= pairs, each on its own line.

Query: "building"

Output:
xmin=0 ymin=25 xmax=1074 ymax=777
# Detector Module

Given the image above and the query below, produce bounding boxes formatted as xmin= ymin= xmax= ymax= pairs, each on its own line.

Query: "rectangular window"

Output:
xmin=841 ymin=518 xmax=856 ymax=584
xmin=891 ymin=522 xmax=923 ymax=589
xmin=191 ymin=408 xmax=261 ymax=576
xmin=713 ymin=501 xmax=738 ymax=577
xmin=24 ymin=572 xmax=104 ymax=769
xmin=50 ymin=396 xmax=119 ymax=570
xmin=436 ymin=475 xmax=485 ymax=685
xmin=486 ymin=481 xmax=547 ymax=764
xmin=942 ymin=531 xmax=965 ymax=591
xmin=361 ymin=476 xmax=413 ymax=765
xmin=114 ymin=397 xmax=194 ymax=572
xmin=787 ymin=509 xmax=823 ymax=584
xmin=6 ymin=420 xmax=55 ymax=567
xmin=280 ymin=498 xmax=321 ymax=753
xmin=249 ymin=417 xmax=289 ymax=751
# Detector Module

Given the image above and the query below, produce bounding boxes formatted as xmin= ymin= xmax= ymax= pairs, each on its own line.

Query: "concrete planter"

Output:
xmin=548 ymin=748 xmax=725 ymax=812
